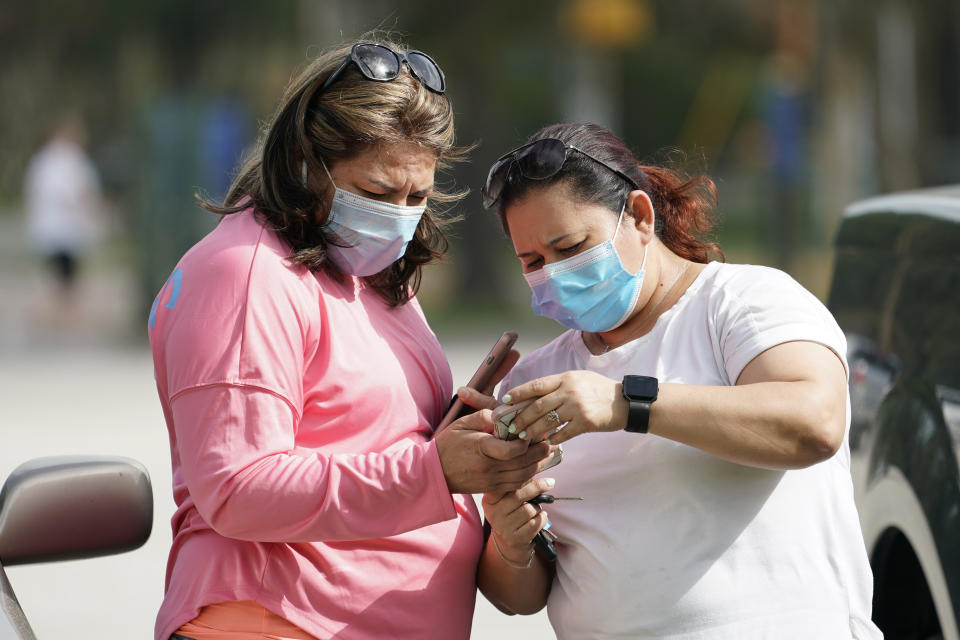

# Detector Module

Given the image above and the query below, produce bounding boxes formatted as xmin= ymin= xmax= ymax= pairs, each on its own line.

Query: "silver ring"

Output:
xmin=547 ymin=409 xmax=561 ymax=424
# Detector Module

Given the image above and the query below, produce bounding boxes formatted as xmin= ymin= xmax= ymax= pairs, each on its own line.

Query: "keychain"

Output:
xmin=527 ymin=495 xmax=581 ymax=561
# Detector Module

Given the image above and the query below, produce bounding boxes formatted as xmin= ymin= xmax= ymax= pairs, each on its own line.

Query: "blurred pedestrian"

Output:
xmin=148 ymin=37 xmax=554 ymax=640
xmin=474 ymin=122 xmax=882 ymax=639
xmin=23 ymin=115 xmax=101 ymax=298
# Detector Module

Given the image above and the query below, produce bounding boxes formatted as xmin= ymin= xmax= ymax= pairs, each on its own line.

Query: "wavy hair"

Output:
xmin=200 ymin=36 xmax=470 ymax=306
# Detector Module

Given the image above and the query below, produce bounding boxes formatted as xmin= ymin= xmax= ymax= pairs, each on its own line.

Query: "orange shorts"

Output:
xmin=174 ymin=600 xmax=317 ymax=640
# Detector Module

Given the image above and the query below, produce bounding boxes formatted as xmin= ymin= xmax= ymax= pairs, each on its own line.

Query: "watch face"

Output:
xmin=623 ymin=375 xmax=658 ymax=400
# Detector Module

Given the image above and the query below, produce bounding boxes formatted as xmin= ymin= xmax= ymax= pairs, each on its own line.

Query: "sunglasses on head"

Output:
xmin=482 ymin=137 xmax=640 ymax=209
xmin=318 ymin=41 xmax=446 ymax=95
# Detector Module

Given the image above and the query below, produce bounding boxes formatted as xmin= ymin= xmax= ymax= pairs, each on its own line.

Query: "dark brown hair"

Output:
xmin=495 ymin=122 xmax=723 ymax=263
xmin=200 ymin=37 xmax=469 ymax=306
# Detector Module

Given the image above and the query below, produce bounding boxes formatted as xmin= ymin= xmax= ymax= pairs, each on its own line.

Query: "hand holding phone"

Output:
xmin=436 ymin=331 xmax=519 ymax=433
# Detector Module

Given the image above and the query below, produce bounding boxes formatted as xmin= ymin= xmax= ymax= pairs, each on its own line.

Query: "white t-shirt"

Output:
xmin=24 ymin=139 xmax=101 ymax=254
xmin=501 ymin=262 xmax=882 ymax=640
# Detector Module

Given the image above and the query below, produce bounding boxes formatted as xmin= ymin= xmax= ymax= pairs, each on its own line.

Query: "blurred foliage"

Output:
xmin=1 ymin=0 xmax=957 ymax=329
xmin=0 ymin=0 xmax=301 ymax=203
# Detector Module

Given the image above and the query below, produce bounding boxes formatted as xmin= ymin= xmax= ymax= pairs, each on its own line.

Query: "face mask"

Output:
xmin=317 ymin=159 xmax=427 ymax=277
xmin=524 ymin=206 xmax=646 ymax=332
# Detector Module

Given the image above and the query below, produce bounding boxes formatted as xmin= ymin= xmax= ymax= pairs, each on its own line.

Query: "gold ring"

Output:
xmin=547 ymin=409 xmax=561 ymax=424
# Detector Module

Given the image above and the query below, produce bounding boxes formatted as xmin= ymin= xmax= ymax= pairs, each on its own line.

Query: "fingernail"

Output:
xmin=518 ymin=430 xmax=526 ymax=440
xmin=544 ymin=478 xmax=556 ymax=488
xmin=508 ymin=424 xmax=517 ymax=434
xmin=458 ymin=386 xmax=470 ymax=397
xmin=502 ymin=394 xmax=512 ymax=403
xmin=545 ymin=437 xmax=551 ymax=445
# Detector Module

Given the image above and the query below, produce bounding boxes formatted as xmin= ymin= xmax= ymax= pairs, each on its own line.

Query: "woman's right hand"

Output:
xmin=436 ymin=409 xmax=556 ymax=494
xmin=482 ymin=477 xmax=555 ymax=565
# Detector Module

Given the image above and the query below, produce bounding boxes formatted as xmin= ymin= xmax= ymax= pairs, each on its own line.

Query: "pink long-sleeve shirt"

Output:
xmin=148 ymin=208 xmax=482 ymax=640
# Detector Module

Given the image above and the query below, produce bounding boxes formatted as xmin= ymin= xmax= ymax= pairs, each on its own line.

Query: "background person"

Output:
xmin=148 ymin=38 xmax=553 ymax=640
xmin=473 ymin=122 xmax=882 ymax=639
xmin=23 ymin=115 xmax=102 ymax=298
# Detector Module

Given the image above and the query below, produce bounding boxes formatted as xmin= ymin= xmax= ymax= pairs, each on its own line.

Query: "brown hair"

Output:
xmin=494 ymin=122 xmax=723 ymax=263
xmin=200 ymin=36 xmax=469 ymax=306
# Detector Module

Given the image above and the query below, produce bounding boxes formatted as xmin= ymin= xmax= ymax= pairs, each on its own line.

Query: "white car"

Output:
xmin=828 ymin=185 xmax=960 ymax=639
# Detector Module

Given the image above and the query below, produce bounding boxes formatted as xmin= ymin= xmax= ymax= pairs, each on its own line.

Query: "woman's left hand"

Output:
xmin=503 ymin=370 xmax=627 ymax=445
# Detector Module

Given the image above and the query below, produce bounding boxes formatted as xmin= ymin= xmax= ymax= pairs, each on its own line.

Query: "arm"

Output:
xmin=174 ymin=385 xmax=553 ymax=542
xmin=477 ymin=478 xmax=557 ymax=615
xmin=504 ymin=340 xmax=847 ymax=470
xmin=651 ymin=340 xmax=847 ymax=468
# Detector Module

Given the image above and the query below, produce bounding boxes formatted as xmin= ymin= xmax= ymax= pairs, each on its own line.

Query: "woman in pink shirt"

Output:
xmin=148 ymin=38 xmax=555 ymax=640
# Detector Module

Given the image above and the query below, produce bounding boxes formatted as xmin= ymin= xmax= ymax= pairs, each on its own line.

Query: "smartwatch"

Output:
xmin=621 ymin=375 xmax=659 ymax=433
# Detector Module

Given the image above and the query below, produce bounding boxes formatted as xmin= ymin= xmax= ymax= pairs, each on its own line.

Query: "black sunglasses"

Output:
xmin=482 ymin=138 xmax=640 ymax=209
xmin=318 ymin=42 xmax=446 ymax=95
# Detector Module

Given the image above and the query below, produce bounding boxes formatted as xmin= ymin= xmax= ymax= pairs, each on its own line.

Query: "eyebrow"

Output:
xmin=368 ymin=178 xmax=434 ymax=197
xmin=516 ymin=233 xmax=576 ymax=258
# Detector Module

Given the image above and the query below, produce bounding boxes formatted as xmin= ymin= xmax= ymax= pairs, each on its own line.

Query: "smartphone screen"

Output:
xmin=436 ymin=331 xmax=518 ymax=432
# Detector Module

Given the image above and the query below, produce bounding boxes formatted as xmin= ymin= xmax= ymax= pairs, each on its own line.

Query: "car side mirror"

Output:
xmin=0 ymin=456 xmax=153 ymax=566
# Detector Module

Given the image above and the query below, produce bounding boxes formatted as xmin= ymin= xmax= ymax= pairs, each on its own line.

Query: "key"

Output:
xmin=527 ymin=494 xmax=583 ymax=505
xmin=527 ymin=495 xmax=577 ymax=561
xmin=533 ymin=530 xmax=557 ymax=561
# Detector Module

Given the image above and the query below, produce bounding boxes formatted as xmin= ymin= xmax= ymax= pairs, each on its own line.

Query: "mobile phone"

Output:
xmin=436 ymin=331 xmax=518 ymax=432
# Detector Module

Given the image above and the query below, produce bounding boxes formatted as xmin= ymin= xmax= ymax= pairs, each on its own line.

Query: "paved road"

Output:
xmin=0 ymin=341 xmax=557 ymax=639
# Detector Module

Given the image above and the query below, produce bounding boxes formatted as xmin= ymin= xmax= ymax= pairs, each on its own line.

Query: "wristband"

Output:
xmin=622 ymin=375 xmax=659 ymax=434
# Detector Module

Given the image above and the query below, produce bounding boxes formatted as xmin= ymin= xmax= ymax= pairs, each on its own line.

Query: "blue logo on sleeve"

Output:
xmin=148 ymin=267 xmax=183 ymax=329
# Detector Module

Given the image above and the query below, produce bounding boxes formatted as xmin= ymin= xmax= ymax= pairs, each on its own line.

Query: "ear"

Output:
xmin=625 ymin=189 xmax=656 ymax=239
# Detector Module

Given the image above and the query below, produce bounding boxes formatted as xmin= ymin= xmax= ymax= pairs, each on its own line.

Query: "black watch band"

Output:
xmin=625 ymin=398 xmax=652 ymax=433
xmin=622 ymin=375 xmax=659 ymax=434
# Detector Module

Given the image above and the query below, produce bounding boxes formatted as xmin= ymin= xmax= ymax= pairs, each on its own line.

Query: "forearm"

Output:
xmin=477 ymin=532 xmax=553 ymax=615
xmin=174 ymin=385 xmax=456 ymax=541
xmin=509 ymin=341 xmax=847 ymax=469
xmin=198 ymin=442 xmax=456 ymax=541
xmin=649 ymin=380 xmax=843 ymax=470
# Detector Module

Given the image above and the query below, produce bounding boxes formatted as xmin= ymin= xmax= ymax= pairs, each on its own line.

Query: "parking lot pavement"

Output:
xmin=0 ymin=341 xmax=555 ymax=639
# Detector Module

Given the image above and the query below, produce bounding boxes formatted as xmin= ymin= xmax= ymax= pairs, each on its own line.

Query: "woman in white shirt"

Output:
xmin=472 ymin=122 xmax=882 ymax=639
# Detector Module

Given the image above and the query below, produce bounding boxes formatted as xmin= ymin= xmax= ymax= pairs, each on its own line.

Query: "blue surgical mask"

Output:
xmin=524 ymin=206 xmax=646 ymax=332
xmin=317 ymin=159 xmax=426 ymax=277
